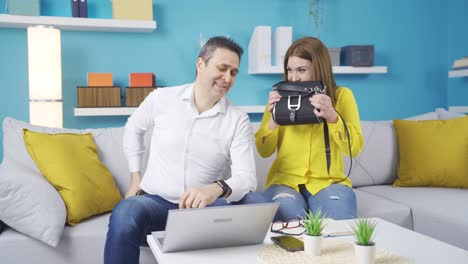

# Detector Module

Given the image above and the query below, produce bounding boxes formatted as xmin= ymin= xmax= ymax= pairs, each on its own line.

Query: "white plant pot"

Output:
xmin=303 ymin=234 xmax=322 ymax=256
xmin=354 ymin=242 xmax=376 ymax=264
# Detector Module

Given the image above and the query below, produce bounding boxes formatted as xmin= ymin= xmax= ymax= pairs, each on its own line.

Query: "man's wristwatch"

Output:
xmin=215 ymin=180 xmax=232 ymax=198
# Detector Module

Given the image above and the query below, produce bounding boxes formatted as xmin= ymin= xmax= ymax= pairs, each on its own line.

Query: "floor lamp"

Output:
xmin=27 ymin=26 xmax=63 ymax=128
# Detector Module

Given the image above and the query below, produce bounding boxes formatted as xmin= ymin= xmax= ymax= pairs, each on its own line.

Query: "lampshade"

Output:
xmin=27 ymin=26 xmax=63 ymax=128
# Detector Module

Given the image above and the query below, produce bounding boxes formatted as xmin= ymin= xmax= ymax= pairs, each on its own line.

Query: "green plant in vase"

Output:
xmin=352 ymin=218 xmax=377 ymax=245
xmin=302 ymin=208 xmax=326 ymax=255
xmin=352 ymin=218 xmax=377 ymax=264
xmin=302 ymin=208 xmax=326 ymax=236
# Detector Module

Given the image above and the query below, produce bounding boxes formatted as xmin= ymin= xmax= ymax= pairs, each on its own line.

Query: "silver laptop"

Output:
xmin=153 ymin=203 xmax=279 ymax=253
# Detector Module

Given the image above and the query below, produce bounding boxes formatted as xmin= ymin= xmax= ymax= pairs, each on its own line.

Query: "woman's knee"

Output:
xmin=240 ymin=191 xmax=268 ymax=204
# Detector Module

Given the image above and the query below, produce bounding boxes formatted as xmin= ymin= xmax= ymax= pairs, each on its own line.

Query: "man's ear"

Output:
xmin=196 ymin=57 xmax=205 ymax=74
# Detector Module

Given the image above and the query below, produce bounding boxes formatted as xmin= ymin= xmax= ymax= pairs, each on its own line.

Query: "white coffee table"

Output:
xmin=147 ymin=218 xmax=468 ymax=264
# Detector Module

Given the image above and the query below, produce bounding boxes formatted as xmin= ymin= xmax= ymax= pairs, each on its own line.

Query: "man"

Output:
xmin=104 ymin=36 xmax=265 ymax=264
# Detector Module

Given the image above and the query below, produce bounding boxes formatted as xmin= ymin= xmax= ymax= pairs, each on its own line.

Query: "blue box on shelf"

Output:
xmin=7 ymin=0 xmax=41 ymax=16
xmin=341 ymin=45 xmax=374 ymax=67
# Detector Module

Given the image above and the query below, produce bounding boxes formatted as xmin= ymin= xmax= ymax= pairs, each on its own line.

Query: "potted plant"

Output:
xmin=302 ymin=208 xmax=326 ymax=256
xmin=352 ymin=218 xmax=377 ymax=264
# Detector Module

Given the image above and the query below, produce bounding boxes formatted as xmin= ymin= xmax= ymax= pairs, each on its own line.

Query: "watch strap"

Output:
xmin=215 ymin=180 xmax=232 ymax=198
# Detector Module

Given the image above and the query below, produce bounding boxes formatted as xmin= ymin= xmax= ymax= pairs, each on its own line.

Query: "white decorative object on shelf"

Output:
xmin=74 ymin=105 xmax=266 ymax=116
xmin=248 ymin=26 xmax=273 ymax=74
xmin=0 ymin=14 xmax=156 ymax=32
xmin=273 ymin=27 xmax=292 ymax=66
xmin=448 ymin=106 xmax=468 ymax=113
xmin=449 ymin=69 xmax=468 ymax=78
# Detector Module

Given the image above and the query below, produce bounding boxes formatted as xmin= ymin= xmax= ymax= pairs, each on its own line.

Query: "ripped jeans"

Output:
xmin=263 ymin=184 xmax=357 ymax=221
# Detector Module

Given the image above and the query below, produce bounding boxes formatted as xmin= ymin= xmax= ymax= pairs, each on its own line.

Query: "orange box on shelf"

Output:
xmin=129 ymin=73 xmax=155 ymax=87
xmin=125 ymin=87 xmax=156 ymax=107
xmin=87 ymin=73 xmax=113 ymax=87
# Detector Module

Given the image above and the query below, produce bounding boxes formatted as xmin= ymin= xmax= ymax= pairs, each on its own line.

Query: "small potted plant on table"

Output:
xmin=352 ymin=218 xmax=377 ymax=264
xmin=302 ymin=208 xmax=326 ymax=256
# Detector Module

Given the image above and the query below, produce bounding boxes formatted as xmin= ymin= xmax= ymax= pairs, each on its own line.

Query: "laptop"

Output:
xmin=153 ymin=202 xmax=279 ymax=253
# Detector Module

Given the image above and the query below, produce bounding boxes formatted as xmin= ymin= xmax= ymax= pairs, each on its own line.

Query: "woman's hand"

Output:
xmin=309 ymin=94 xmax=338 ymax=123
xmin=268 ymin=91 xmax=282 ymax=112
xmin=267 ymin=91 xmax=281 ymax=130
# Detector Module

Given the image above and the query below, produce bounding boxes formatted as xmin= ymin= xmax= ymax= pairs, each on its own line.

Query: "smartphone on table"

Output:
xmin=271 ymin=236 xmax=304 ymax=252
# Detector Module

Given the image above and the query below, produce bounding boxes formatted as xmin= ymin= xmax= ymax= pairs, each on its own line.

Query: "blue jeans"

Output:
xmin=263 ymin=184 xmax=357 ymax=221
xmin=104 ymin=191 xmax=267 ymax=264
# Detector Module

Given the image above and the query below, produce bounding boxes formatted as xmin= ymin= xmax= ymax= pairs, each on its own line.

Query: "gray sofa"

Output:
xmin=253 ymin=108 xmax=468 ymax=251
xmin=0 ymin=108 xmax=467 ymax=263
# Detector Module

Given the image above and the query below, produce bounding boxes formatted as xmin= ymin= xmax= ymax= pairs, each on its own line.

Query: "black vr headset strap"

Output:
xmin=324 ymin=121 xmax=331 ymax=174
xmin=325 ymin=112 xmax=353 ymax=183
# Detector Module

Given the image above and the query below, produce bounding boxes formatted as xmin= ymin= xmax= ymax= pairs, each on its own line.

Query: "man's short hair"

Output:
xmin=198 ymin=36 xmax=244 ymax=64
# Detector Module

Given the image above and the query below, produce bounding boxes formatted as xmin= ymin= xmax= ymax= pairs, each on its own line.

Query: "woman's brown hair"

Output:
xmin=283 ymin=37 xmax=338 ymax=105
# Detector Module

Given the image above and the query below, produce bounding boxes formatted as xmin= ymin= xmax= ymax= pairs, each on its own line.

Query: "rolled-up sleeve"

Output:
xmin=254 ymin=105 xmax=279 ymax=158
xmin=123 ymin=91 xmax=157 ymax=172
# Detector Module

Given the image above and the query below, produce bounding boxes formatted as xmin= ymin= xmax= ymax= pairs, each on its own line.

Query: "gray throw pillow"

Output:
xmin=345 ymin=111 xmax=440 ymax=187
xmin=0 ymin=220 xmax=5 ymax=234
xmin=0 ymin=117 xmax=67 ymax=247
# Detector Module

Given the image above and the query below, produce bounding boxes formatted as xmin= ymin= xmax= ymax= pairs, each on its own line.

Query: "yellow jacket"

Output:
xmin=255 ymin=87 xmax=364 ymax=195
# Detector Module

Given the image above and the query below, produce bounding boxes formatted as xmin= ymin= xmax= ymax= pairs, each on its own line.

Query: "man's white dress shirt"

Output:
xmin=123 ymin=83 xmax=256 ymax=203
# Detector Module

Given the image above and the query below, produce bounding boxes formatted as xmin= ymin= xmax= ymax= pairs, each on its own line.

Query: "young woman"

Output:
xmin=256 ymin=37 xmax=364 ymax=221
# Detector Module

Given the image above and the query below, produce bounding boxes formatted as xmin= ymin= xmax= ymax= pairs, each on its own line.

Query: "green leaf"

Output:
xmin=351 ymin=218 xmax=377 ymax=245
xmin=301 ymin=208 xmax=326 ymax=236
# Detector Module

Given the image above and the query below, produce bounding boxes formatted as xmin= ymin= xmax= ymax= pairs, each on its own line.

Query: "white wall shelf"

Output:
xmin=448 ymin=69 xmax=468 ymax=78
xmin=248 ymin=65 xmax=388 ymax=75
xmin=74 ymin=105 xmax=266 ymax=116
xmin=0 ymin=14 xmax=156 ymax=32
xmin=248 ymin=26 xmax=387 ymax=75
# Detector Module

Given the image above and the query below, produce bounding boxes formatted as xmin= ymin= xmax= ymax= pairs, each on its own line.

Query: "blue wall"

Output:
xmin=0 ymin=0 xmax=466 ymax=162
xmin=448 ymin=0 xmax=468 ymax=106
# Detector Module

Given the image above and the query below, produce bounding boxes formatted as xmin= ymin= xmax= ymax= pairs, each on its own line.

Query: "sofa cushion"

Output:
xmin=358 ymin=185 xmax=468 ymax=250
xmin=23 ymin=130 xmax=122 ymax=226
xmin=345 ymin=111 xmax=441 ymax=188
xmin=0 ymin=117 xmax=150 ymax=246
xmin=0 ymin=214 xmax=156 ymax=264
xmin=354 ymin=188 xmax=413 ymax=230
xmin=393 ymin=117 xmax=468 ymax=188
xmin=436 ymin=108 xmax=465 ymax=120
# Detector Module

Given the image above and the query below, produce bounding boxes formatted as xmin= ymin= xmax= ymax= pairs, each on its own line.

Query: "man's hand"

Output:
xmin=179 ymin=183 xmax=223 ymax=209
xmin=124 ymin=172 xmax=142 ymax=199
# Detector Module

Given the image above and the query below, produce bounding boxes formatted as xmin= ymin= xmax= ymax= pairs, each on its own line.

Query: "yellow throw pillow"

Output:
xmin=393 ymin=117 xmax=468 ymax=188
xmin=23 ymin=129 xmax=122 ymax=226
